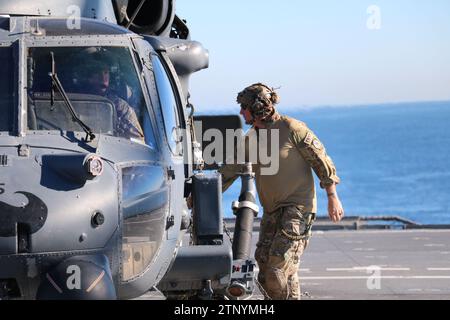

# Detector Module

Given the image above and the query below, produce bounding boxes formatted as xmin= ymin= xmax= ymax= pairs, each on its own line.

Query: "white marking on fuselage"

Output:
xmin=86 ymin=270 xmax=105 ymax=293
xmin=46 ymin=273 xmax=63 ymax=294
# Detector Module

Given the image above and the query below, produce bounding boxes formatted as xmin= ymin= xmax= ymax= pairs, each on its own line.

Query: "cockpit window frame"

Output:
xmin=22 ymin=37 xmax=160 ymax=150
xmin=0 ymin=43 xmax=17 ymax=135
xmin=128 ymin=42 xmax=162 ymax=152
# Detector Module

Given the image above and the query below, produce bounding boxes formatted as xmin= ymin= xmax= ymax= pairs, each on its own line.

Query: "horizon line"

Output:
xmin=193 ymin=99 xmax=450 ymax=113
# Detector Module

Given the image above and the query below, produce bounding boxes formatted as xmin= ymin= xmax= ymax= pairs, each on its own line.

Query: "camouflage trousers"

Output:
xmin=255 ymin=205 xmax=315 ymax=300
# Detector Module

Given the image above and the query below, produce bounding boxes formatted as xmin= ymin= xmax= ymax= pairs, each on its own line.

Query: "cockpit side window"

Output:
xmin=0 ymin=47 xmax=14 ymax=132
xmin=151 ymin=54 xmax=182 ymax=155
xmin=26 ymin=46 xmax=157 ymax=149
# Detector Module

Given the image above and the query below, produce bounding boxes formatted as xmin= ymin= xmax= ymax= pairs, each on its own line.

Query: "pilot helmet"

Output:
xmin=71 ymin=48 xmax=112 ymax=86
xmin=236 ymin=83 xmax=280 ymax=120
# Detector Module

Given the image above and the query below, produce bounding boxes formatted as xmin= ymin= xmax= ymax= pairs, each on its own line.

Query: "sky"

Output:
xmin=176 ymin=0 xmax=450 ymax=111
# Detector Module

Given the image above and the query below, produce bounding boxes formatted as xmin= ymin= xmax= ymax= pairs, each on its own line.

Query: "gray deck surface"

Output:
xmin=279 ymin=229 xmax=450 ymax=300
xmin=138 ymin=229 xmax=450 ymax=300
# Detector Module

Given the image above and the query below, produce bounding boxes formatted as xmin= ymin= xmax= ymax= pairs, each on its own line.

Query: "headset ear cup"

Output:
xmin=257 ymin=83 xmax=280 ymax=105
xmin=271 ymin=91 xmax=280 ymax=104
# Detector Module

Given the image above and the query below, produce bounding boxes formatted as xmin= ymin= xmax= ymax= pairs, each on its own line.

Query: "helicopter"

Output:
xmin=0 ymin=0 xmax=259 ymax=300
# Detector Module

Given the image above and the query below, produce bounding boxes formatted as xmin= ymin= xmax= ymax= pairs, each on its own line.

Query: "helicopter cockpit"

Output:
xmin=27 ymin=46 xmax=156 ymax=147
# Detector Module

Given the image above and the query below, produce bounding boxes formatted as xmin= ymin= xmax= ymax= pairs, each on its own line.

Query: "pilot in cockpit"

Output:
xmin=81 ymin=52 xmax=145 ymax=142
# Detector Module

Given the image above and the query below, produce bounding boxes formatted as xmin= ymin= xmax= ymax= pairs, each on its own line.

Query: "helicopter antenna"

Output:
xmin=126 ymin=0 xmax=147 ymax=29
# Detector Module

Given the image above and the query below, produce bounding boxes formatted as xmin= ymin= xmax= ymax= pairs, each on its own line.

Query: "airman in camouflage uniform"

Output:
xmin=220 ymin=83 xmax=344 ymax=300
xmin=84 ymin=55 xmax=144 ymax=141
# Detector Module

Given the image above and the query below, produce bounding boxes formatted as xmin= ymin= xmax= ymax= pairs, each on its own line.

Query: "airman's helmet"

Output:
xmin=74 ymin=47 xmax=111 ymax=84
xmin=236 ymin=83 xmax=280 ymax=120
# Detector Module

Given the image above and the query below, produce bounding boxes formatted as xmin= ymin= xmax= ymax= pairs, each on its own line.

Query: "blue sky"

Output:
xmin=176 ymin=0 xmax=450 ymax=111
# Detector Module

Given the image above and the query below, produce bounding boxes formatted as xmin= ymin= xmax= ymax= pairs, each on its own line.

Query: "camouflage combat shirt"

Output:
xmin=220 ymin=115 xmax=340 ymax=214
xmin=108 ymin=94 xmax=145 ymax=141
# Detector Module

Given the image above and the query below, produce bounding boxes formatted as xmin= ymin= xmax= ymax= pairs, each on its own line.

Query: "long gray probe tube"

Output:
xmin=232 ymin=163 xmax=259 ymax=260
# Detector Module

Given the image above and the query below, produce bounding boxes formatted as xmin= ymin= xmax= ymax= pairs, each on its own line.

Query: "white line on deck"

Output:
xmin=427 ymin=268 xmax=450 ymax=271
xmin=407 ymin=289 xmax=423 ymax=292
xmin=301 ymin=276 xmax=450 ymax=280
xmin=326 ymin=267 xmax=410 ymax=272
xmin=257 ymin=268 xmax=310 ymax=272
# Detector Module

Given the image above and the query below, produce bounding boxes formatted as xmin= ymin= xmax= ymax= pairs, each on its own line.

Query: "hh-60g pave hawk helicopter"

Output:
xmin=0 ymin=0 xmax=258 ymax=300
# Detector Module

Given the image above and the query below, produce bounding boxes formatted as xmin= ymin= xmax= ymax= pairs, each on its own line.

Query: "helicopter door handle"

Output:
xmin=167 ymin=168 xmax=175 ymax=180
xmin=166 ymin=215 xmax=175 ymax=230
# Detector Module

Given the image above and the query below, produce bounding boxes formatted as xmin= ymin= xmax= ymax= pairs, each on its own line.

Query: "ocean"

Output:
xmin=217 ymin=101 xmax=450 ymax=224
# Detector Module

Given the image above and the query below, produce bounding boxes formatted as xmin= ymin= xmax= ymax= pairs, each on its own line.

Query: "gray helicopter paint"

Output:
xmin=0 ymin=247 xmax=121 ymax=299
xmin=0 ymin=133 xmax=158 ymax=164
xmin=94 ymin=134 xmax=162 ymax=166
xmin=132 ymin=38 xmax=186 ymax=241
xmin=0 ymin=145 xmax=119 ymax=253
xmin=0 ymin=0 xmax=117 ymax=23
xmin=29 ymin=18 xmax=130 ymax=36
xmin=0 ymin=1 xmax=234 ymax=300
xmin=155 ymin=54 xmax=190 ymax=242
xmin=0 ymin=20 xmax=178 ymax=297
xmin=158 ymin=245 xmax=232 ymax=292
xmin=145 ymin=36 xmax=209 ymax=102
xmin=135 ymin=36 xmax=203 ymax=183
xmin=134 ymin=35 xmax=209 ymax=119
xmin=2 ymin=16 xmax=131 ymax=37
xmin=0 ymin=134 xmax=175 ymax=299
xmin=133 ymin=43 xmax=185 ymax=245
xmin=0 ymin=192 xmax=47 ymax=238
xmin=115 ymin=36 xmax=194 ymax=299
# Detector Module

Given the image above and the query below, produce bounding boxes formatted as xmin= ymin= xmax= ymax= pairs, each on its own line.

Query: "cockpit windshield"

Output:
xmin=27 ymin=46 xmax=156 ymax=147
xmin=0 ymin=47 xmax=14 ymax=132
